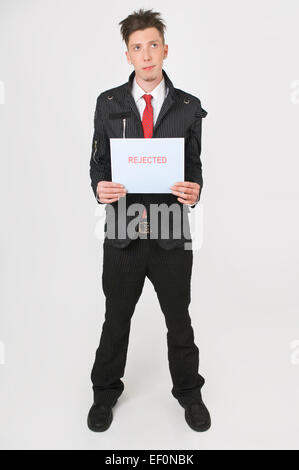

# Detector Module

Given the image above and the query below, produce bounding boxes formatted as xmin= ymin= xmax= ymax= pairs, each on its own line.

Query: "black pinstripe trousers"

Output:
xmin=90 ymin=236 xmax=205 ymax=407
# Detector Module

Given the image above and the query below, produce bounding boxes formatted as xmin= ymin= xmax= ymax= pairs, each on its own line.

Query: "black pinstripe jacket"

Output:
xmin=89 ymin=68 xmax=207 ymax=249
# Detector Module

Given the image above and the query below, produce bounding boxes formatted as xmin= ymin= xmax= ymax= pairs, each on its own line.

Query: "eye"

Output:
xmin=134 ymin=43 xmax=158 ymax=51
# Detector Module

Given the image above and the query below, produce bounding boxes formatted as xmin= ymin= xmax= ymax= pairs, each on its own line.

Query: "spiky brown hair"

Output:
xmin=118 ymin=8 xmax=166 ymax=48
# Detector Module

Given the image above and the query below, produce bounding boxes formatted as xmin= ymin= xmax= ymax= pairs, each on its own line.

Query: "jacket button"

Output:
xmin=107 ymin=95 xmax=113 ymax=100
xmin=184 ymin=97 xmax=190 ymax=104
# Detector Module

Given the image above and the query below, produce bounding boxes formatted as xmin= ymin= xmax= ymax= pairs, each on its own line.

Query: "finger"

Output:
xmin=171 ymin=186 xmax=194 ymax=195
xmin=177 ymin=197 xmax=194 ymax=204
xmin=171 ymin=189 xmax=192 ymax=199
xmin=173 ymin=181 xmax=199 ymax=189
xmin=99 ymin=197 xmax=120 ymax=203
xmin=100 ymin=182 xmax=125 ymax=188
xmin=99 ymin=190 xmax=127 ymax=199
xmin=101 ymin=188 xmax=127 ymax=195
xmin=100 ymin=195 xmax=126 ymax=201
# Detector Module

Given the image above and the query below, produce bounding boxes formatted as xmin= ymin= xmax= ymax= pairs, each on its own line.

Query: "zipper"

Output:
xmin=92 ymin=139 xmax=98 ymax=163
xmin=122 ymin=118 xmax=126 ymax=138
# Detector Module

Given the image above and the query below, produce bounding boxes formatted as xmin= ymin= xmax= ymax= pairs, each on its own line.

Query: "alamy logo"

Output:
xmin=94 ymin=197 xmax=203 ymax=251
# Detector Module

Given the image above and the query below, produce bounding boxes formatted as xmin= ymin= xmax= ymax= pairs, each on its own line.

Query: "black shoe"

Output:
xmin=184 ymin=400 xmax=211 ymax=432
xmin=87 ymin=400 xmax=117 ymax=432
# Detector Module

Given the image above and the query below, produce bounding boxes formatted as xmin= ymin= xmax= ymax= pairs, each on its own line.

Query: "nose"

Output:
xmin=143 ymin=46 xmax=151 ymax=61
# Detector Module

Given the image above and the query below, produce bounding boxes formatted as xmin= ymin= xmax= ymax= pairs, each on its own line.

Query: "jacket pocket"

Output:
xmin=109 ymin=111 xmax=132 ymax=138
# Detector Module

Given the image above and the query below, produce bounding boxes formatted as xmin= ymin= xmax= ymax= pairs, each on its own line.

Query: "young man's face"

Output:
xmin=125 ymin=27 xmax=168 ymax=82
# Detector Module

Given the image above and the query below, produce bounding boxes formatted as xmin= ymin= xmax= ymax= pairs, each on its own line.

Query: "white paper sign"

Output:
xmin=110 ymin=137 xmax=184 ymax=193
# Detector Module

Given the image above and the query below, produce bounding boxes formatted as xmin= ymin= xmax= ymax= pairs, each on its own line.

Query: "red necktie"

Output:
xmin=141 ymin=94 xmax=153 ymax=219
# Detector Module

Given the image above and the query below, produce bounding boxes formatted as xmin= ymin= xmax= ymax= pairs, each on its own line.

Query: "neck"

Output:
xmin=135 ymin=71 xmax=163 ymax=93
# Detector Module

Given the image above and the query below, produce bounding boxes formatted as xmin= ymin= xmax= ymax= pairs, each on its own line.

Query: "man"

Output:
xmin=88 ymin=8 xmax=211 ymax=433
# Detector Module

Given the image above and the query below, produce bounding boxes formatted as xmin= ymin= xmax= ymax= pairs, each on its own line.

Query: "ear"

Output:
xmin=125 ymin=50 xmax=131 ymax=64
xmin=163 ymin=44 xmax=168 ymax=60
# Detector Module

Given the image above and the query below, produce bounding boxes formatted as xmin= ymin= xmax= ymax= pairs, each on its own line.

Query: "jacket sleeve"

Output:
xmin=89 ymin=94 xmax=111 ymax=204
xmin=185 ymin=100 xmax=208 ymax=209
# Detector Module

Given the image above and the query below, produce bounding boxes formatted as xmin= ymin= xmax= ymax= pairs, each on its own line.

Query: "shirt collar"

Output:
xmin=131 ymin=75 xmax=168 ymax=103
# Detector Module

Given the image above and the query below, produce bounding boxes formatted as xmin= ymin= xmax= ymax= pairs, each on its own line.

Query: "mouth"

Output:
xmin=143 ymin=65 xmax=155 ymax=71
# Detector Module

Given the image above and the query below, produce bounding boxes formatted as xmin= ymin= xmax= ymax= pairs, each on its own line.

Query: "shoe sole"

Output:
xmin=87 ymin=399 xmax=117 ymax=432
xmin=185 ymin=411 xmax=211 ymax=432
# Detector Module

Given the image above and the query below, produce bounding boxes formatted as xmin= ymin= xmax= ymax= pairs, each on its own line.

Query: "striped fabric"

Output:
xmin=89 ymin=68 xmax=208 ymax=249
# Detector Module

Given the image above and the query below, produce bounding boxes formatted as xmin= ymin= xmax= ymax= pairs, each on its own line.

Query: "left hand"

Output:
xmin=170 ymin=181 xmax=200 ymax=205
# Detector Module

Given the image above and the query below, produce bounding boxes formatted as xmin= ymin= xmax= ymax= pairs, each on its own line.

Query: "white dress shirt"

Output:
xmin=131 ymin=75 xmax=169 ymax=125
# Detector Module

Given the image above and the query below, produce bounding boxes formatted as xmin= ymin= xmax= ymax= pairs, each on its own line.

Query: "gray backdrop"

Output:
xmin=0 ymin=0 xmax=298 ymax=450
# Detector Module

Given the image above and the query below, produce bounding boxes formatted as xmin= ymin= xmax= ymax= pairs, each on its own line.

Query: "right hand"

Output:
xmin=97 ymin=181 xmax=127 ymax=203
